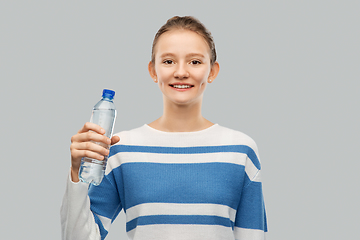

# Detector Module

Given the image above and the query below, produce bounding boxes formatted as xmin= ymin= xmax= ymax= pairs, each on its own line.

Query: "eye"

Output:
xmin=163 ymin=60 xmax=173 ymax=64
xmin=190 ymin=60 xmax=201 ymax=65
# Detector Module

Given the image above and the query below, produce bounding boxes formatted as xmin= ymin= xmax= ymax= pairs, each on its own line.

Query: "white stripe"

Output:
xmin=127 ymin=224 xmax=235 ymax=240
xmin=109 ymin=151 xmax=247 ymax=166
xmin=234 ymin=226 xmax=266 ymax=240
xmin=245 ymin=156 xmax=261 ymax=182
xmin=126 ymin=202 xmax=236 ymax=223
xmin=252 ymin=169 xmax=262 ymax=182
xmin=96 ymin=214 xmax=111 ymax=232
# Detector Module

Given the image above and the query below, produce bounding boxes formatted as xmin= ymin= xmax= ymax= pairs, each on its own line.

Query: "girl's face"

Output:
xmin=148 ymin=29 xmax=219 ymax=107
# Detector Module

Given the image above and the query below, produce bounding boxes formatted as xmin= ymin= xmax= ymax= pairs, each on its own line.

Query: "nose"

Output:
xmin=174 ymin=63 xmax=189 ymax=79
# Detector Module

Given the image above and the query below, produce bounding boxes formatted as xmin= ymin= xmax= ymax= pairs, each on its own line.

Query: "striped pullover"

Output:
xmin=61 ymin=124 xmax=267 ymax=240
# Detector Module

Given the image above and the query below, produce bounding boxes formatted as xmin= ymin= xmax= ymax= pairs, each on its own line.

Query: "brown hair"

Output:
xmin=151 ymin=16 xmax=217 ymax=65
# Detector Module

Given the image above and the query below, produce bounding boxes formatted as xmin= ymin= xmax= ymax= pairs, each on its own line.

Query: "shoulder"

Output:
xmin=214 ymin=125 xmax=259 ymax=154
xmin=215 ymin=125 xmax=257 ymax=146
xmin=112 ymin=125 xmax=148 ymax=145
xmin=215 ymin=125 xmax=262 ymax=172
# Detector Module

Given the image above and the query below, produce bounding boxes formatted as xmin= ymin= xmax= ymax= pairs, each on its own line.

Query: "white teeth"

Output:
xmin=172 ymin=85 xmax=191 ymax=89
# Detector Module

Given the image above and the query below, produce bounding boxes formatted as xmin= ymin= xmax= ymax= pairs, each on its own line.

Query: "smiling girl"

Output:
xmin=61 ymin=16 xmax=267 ymax=240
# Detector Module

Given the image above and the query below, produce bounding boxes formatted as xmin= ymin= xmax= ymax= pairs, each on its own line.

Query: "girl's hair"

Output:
xmin=151 ymin=16 xmax=217 ymax=65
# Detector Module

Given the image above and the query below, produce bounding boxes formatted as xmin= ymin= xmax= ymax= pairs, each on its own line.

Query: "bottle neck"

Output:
xmin=102 ymin=97 xmax=113 ymax=102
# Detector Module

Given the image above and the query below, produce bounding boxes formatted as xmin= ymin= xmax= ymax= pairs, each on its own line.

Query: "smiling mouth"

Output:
xmin=169 ymin=84 xmax=194 ymax=89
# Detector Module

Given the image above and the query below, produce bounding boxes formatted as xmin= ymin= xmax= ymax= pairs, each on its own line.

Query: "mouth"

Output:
xmin=169 ymin=84 xmax=194 ymax=89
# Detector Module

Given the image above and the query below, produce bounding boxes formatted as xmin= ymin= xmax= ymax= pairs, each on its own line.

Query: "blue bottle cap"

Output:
xmin=102 ymin=89 xmax=115 ymax=99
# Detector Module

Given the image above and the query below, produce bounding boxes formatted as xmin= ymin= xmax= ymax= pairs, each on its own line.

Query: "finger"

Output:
xmin=72 ymin=131 xmax=111 ymax=145
xmin=111 ymin=135 xmax=120 ymax=145
xmin=78 ymin=122 xmax=105 ymax=135
xmin=71 ymin=141 xmax=110 ymax=157
xmin=72 ymin=149 xmax=105 ymax=161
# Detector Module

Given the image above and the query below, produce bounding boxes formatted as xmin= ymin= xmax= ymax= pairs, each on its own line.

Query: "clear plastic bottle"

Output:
xmin=79 ymin=89 xmax=117 ymax=186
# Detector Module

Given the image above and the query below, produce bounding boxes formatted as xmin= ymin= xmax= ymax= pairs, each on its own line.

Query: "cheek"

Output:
xmin=195 ymin=68 xmax=211 ymax=82
xmin=155 ymin=68 xmax=172 ymax=81
xmin=199 ymin=81 xmax=207 ymax=90
xmin=197 ymin=68 xmax=211 ymax=89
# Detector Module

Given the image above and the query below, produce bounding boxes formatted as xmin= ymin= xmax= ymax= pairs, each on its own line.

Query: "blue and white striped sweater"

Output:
xmin=88 ymin=124 xmax=267 ymax=240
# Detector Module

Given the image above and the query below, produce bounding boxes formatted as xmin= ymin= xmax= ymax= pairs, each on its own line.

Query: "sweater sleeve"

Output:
xmin=60 ymin=171 xmax=101 ymax=240
xmin=87 ymin=169 xmax=123 ymax=239
xmin=60 ymin=169 xmax=123 ymax=240
xmin=233 ymin=146 xmax=267 ymax=240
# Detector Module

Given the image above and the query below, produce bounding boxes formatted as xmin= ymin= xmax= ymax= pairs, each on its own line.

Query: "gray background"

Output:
xmin=1 ymin=1 xmax=359 ymax=239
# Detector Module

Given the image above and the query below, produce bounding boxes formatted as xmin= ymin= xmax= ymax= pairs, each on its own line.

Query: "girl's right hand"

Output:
xmin=69 ymin=122 xmax=120 ymax=182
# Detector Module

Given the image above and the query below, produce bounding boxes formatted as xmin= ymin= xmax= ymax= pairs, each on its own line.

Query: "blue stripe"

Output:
xmin=235 ymin=176 xmax=267 ymax=231
xmin=120 ymin=162 xmax=245 ymax=210
xmin=109 ymin=145 xmax=260 ymax=170
xmin=126 ymin=215 xmax=234 ymax=232
xmin=89 ymin=171 xmax=122 ymax=220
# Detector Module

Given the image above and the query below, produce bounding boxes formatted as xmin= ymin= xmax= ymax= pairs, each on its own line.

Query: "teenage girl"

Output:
xmin=62 ymin=16 xmax=267 ymax=240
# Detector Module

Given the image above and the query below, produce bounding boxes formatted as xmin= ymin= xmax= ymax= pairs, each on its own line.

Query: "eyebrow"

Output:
xmin=186 ymin=53 xmax=206 ymax=58
xmin=159 ymin=53 xmax=206 ymax=58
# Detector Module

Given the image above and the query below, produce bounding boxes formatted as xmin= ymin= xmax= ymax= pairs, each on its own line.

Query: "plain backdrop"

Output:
xmin=1 ymin=1 xmax=359 ymax=239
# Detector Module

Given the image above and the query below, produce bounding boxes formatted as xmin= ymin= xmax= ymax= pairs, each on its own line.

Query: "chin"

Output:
xmin=171 ymin=98 xmax=202 ymax=107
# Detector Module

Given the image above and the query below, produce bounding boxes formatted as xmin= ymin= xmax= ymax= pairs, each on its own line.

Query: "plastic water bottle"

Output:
xmin=79 ymin=89 xmax=117 ymax=186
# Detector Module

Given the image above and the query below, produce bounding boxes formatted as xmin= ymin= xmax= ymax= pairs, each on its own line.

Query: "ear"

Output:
xmin=207 ymin=61 xmax=220 ymax=83
xmin=148 ymin=61 xmax=158 ymax=83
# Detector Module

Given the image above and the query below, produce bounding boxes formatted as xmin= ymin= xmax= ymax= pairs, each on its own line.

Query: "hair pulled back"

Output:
xmin=151 ymin=16 xmax=217 ymax=65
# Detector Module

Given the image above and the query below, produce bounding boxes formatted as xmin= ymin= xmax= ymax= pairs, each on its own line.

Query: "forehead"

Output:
xmin=154 ymin=29 xmax=211 ymax=57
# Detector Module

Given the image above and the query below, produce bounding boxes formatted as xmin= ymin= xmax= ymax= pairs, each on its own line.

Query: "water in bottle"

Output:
xmin=79 ymin=89 xmax=117 ymax=186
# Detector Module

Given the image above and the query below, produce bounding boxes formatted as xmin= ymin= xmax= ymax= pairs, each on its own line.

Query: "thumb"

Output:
xmin=111 ymin=135 xmax=120 ymax=145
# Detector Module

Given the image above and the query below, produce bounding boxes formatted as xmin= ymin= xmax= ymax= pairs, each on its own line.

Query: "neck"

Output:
xmin=149 ymin=99 xmax=213 ymax=132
